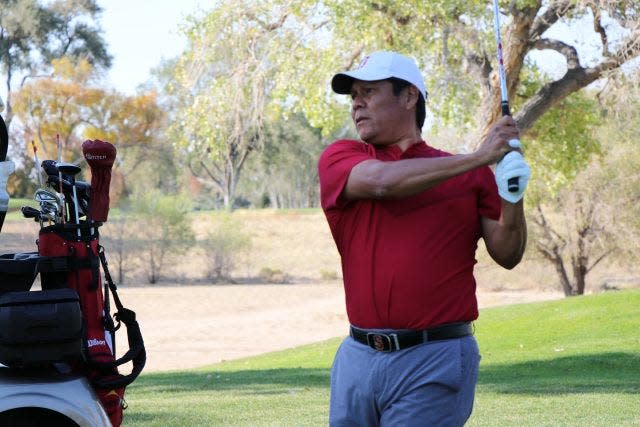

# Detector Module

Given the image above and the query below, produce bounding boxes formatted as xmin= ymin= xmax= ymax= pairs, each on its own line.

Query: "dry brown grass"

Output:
xmin=1 ymin=209 xmax=636 ymax=371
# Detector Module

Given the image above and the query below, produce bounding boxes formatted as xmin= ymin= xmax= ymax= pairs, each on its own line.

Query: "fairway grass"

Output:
xmin=126 ymin=289 xmax=640 ymax=426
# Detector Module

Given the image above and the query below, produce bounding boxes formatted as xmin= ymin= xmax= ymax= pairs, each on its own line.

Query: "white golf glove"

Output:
xmin=495 ymin=151 xmax=530 ymax=204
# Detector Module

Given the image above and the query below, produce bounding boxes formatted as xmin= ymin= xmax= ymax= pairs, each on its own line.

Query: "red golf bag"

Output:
xmin=38 ymin=223 xmax=145 ymax=427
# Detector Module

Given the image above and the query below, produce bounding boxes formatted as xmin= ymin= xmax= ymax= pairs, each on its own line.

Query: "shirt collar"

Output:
xmin=372 ymin=140 xmax=428 ymax=159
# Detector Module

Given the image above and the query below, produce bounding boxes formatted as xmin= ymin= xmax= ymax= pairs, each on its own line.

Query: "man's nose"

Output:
xmin=351 ymin=94 xmax=364 ymax=110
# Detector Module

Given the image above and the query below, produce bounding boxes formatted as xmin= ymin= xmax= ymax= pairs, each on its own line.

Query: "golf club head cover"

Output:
xmin=0 ymin=160 xmax=15 ymax=212
xmin=82 ymin=139 xmax=116 ymax=222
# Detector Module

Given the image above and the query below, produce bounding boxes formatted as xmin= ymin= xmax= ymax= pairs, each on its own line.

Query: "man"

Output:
xmin=318 ymin=51 xmax=531 ymax=426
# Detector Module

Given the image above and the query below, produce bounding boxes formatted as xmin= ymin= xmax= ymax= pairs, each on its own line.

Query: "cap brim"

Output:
xmin=331 ymin=73 xmax=354 ymax=94
xmin=331 ymin=70 xmax=393 ymax=94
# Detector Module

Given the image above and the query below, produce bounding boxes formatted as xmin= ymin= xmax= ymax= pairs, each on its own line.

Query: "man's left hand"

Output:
xmin=496 ymin=151 xmax=530 ymax=204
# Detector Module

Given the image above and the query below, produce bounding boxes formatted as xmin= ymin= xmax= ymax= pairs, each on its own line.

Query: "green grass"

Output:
xmin=5 ymin=198 xmax=37 ymax=219
xmin=125 ymin=290 xmax=640 ymax=426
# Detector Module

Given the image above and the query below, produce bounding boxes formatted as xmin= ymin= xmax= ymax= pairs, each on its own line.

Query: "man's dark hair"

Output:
xmin=388 ymin=78 xmax=426 ymax=131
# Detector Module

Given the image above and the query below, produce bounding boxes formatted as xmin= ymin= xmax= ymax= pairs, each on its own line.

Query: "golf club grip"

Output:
xmin=500 ymin=102 xmax=520 ymax=193
xmin=507 ymin=176 xmax=519 ymax=192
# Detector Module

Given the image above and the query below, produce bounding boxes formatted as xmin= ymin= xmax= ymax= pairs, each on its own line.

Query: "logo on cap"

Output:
xmin=357 ymin=56 xmax=370 ymax=70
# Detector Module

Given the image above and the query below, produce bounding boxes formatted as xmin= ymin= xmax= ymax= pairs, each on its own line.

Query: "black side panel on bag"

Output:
xmin=0 ymin=288 xmax=83 ymax=367
xmin=0 ymin=252 xmax=69 ymax=295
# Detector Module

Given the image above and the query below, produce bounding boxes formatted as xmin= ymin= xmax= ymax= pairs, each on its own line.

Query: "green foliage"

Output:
xmin=125 ymin=289 xmax=640 ymax=426
xmin=592 ymin=76 xmax=640 ymax=261
xmin=524 ymin=90 xmax=602 ymax=202
xmin=200 ymin=214 xmax=251 ymax=281
xmin=237 ymin=113 xmax=324 ymax=208
xmin=0 ymin=0 xmax=111 ymax=72
xmin=128 ymin=190 xmax=195 ymax=284
xmin=0 ymin=0 xmax=111 ymax=128
xmin=168 ymin=0 xmax=322 ymax=208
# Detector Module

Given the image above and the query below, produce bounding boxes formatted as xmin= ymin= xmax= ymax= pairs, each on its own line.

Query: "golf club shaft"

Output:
xmin=56 ymin=134 xmax=65 ymax=224
xmin=492 ymin=0 xmax=520 ymax=193
xmin=31 ymin=141 xmax=43 ymax=188
xmin=71 ymin=184 xmax=81 ymax=237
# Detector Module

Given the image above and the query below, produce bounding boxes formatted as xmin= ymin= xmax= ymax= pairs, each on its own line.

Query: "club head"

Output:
xmin=40 ymin=202 xmax=58 ymax=217
xmin=57 ymin=162 xmax=81 ymax=177
xmin=21 ymin=206 xmax=42 ymax=221
xmin=46 ymin=175 xmax=90 ymax=197
xmin=41 ymin=159 xmax=59 ymax=177
xmin=34 ymin=188 xmax=63 ymax=206
xmin=39 ymin=208 xmax=57 ymax=224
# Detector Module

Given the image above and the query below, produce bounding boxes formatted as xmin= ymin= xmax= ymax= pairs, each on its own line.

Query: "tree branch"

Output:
xmin=243 ymin=11 xmax=288 ymax=31
xmin=529 ymin=0 xmax=574 ymax=41
xmin=516 ymin=29 xmax=640 ymax=132
xmin=587 ymin=249 xmax=612 ymax=274
xmin=590 ymin=4 xmax=609 ymax=56
xmin=535 ymin=38 xmax=580 ymax=69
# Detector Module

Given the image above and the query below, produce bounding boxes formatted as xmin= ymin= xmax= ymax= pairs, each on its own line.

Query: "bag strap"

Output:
xmin=87 ymin=245 xmax=146 ymax=389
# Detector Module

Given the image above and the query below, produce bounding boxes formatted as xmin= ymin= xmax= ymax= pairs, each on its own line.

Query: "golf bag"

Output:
xmin=38 ymin=223 xmax=145 ymax=427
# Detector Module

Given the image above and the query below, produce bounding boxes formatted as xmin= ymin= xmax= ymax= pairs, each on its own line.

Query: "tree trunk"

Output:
xmin=542 ymin=246 xmax=575 ymax=297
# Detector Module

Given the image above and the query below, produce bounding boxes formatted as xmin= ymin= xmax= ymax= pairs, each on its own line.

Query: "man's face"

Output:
xmin=350 ymin=80 xmax=410 ymax=145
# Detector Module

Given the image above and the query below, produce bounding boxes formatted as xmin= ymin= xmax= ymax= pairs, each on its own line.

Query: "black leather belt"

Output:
xmin=350 ymin=322 xmax=473 ymax=352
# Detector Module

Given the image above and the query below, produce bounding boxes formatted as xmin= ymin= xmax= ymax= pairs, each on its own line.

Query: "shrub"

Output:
xmin=258 ymin=267 xmax=288 ymax=284
xmin=201 ymin=214 xmax=251 ymax=281
xmin=319 ymin=269 xmax=338 ymax=281
xmin=129 ymin=190 xmax=195 ymax=284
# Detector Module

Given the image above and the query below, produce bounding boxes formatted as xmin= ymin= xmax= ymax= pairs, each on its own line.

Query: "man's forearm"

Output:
xmin=486 ymin=200 xmax=527 ymax=269
xmin=346 ymin=152 xmax=488 ymax=199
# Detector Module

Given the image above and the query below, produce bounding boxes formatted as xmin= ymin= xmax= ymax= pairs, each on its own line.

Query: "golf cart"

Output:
xmin=0 ymin=363 xmax=111 ymax=426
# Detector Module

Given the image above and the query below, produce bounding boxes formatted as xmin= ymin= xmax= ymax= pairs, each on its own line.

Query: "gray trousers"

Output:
xmin=329 ymin=334 xmax=480 ymax=427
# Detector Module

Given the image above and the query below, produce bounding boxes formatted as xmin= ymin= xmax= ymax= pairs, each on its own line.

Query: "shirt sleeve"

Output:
xmin=318 ymin=140 xmax=372 ymax=211
xmin=477 ymin=166 xmax=501 ymax=220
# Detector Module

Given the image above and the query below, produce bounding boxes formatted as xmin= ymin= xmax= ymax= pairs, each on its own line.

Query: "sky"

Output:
xmin=98 ymin=0 xmax=207 ymax=95
xmin=97 ymin=2 xmax=609 ymax=96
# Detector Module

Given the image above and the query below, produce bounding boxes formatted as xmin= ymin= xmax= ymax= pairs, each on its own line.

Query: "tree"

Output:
xmin=0 ymin=0 xmax=111 ymax=128
xmin=526 ymin=71 xmax=640 ymax=295
xmin=238 ymin=113 xmax=325 ymax=208
xmin=12 ymin=57 xmax=103 ymax=162
xmin=168 ymin=0 xmax=327 ymax=210
xmin=12 ymin=57 xmax=169 ymax=202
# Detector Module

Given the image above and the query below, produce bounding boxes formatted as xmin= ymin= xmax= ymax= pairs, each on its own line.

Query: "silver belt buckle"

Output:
xmin=366 ymin=333 xmax=400 ymax=352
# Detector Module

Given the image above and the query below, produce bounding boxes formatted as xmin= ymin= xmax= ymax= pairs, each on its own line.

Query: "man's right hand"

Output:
xmin=477 ymin=116 xmax=521 ymax=165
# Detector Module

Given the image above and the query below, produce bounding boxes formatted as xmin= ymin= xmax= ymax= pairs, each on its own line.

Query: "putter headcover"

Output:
xmin=0 ymin=160 xmax=15 ymax=212
xmin=82 ymin=139 xmax=116 ymax=222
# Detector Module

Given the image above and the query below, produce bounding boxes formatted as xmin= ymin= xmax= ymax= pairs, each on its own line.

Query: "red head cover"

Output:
xmin=82 ymin=139 xmax=116 ymax=222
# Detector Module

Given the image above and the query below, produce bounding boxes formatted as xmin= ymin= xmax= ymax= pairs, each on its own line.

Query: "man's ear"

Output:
xmin=404 ymin=86 xmax=419 ymax=110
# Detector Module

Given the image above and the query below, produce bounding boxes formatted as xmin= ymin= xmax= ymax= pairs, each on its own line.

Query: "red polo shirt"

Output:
xmin=318 ymin=139 xmax=501 ymax=330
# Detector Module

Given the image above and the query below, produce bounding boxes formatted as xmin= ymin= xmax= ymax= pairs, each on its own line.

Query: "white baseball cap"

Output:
xmin=331 ymin=51 xmax=427 ymax=99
